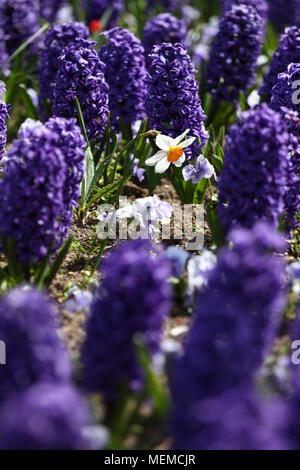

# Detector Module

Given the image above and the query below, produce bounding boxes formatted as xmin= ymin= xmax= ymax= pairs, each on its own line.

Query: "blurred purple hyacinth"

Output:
xmin=85 ymin=0 xmax=124 ymax=29
xmin=223 ymin=0 xmax=268 ymax=19
xmin=143 ymin=13 xmax=188 ymax=64
xmin=52 ymin=38 xmax=109 ymax=141
xmin=45 ymin=117 xmax=86 ymax=241
xmin=0 ymin=288 xmax=71 ymax=402
xmin=205 ymin=4 xmax=264 ymax=103
xmin=98 ymin=27 xmax=147 ymax=131
xmin=38 ymin=22 xmax=89 ymax=112
xmin=0 ymin=0 xmax=40 ymax=55
xmin=146 ymin=43 xmax=208 ymax=160
xmin=261 ymin=26 xmax=300 ymax=100
xmin=182 ymin=155 xmax=215 ymax=184
xmin=81 ymin=239 xmax=172 ymax=402
xmin=0 ymin=383 xmax=93 ymax=450
xmin=0 ymin=122 xmax=69 ymax=263
xmin=39 ymin=0 xmax=65 ymax=21
xmin=218 ymin=104 xmax=289 ymax=234
xmin=267 ymin=0 xmax=300 ymax=31
xmin=170 ymin=222 xmax=287 ymax=449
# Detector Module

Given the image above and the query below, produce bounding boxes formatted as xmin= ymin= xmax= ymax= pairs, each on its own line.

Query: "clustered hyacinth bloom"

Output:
xmin=146 ymin=43 xmax=207 ymax=160
xmin=270 ymin=63 xmax=300 ymax=113
xmin=38 ymin=22 xmax=89 ymax=109
xmin=0 ymin=288 xmax=71 ymax=402
xmin=205 ymin=4 xmax=264 ymax=103
xmin=0 ymin=124 xmax=68 ymax=263
xmin=81 ymin=239 xmax=172 ymax=402
xmin=267 ymin=0 xmax=300 ymax=31
xmin=45 ymin=117 xmax=86 ymax=240
xmin=85 ymin=0 xmax=124 ymax=29
xmin=0 ymin=0 xmax=40 ymax=55
xmin=143 ymin=13 xmax=188 ymax=62
xmin=52 ymin=38 xmax=109 ymax=141
xmin=0 ymin=383 xmax=91 ymax=450
xmin=39 ymin=0 xmax=64 ymax=21
xmin=223 ymin=0 xmax=268 ymax=19
xmin=218 ymin=104 xmax=289 ymax=234
xmin=171 ymin=223 xmax=287 ymax=449
xmin=261 ymin=27 xmax=300 ymax=100
xmin=98 ymin=27 xmax=147 ymax=130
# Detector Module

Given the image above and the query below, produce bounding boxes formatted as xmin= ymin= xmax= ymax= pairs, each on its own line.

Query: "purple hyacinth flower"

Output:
xmin=182 ymin=155 xmax=215 ymax=184
xmin=0 ymin=0 xmax=40 ymax=55
xmin=143 ymin=13 xmax=188 ymax=64
xmin=267 ymin=0 xmax=300 ymax=31
xmin=223 ymin=0 xmax=269 ymax=19
xmin=260 ymin=26 xmax=300 ymax=100
xmin=0 ymin=287 xmax=71 ymax=402
xmin=270 ymin=63 xmax=300 ymax=113
xmin=205 ymin=4 xmax=264 ymax=103
xmin=52 ymin=38 xmax=109 ymax=141
xmin=39 ymin=0 xmax=65 ymax=21
xmin=218 ymin=104 xmax=289 ymax=234
xmin=170 ymin=222 xmax=287 ymax=449
xmin=146 ymin=43 xmax=208 ymax=160
xmin=38 ymin=22 xmax=89 ymax=111
xmin=0 ymin=383 xmax=94 ymax=450
xmin=81 ymin=239 xmax=172 ymax=402
xmin=98 ymin=27 xmax=147 ymax=131
xmin=0 ymin=122 xmax=69 ymax=263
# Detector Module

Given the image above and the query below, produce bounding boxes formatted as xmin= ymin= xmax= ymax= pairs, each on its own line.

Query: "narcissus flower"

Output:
xmin=145 ymin=130 xmax=195 ymax=174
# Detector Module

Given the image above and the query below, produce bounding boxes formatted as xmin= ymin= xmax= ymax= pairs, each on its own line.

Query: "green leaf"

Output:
xmin=74 ymin=96 xmax=89 ymax=144
xmin=135 ymin=335 xmax=169 ymax=418
xmin=206 ymin=204 xmax=226 ymax=249
xmin=17 ymin=84 xmax=37 ymax=119
xmin=43 ymin=236 xmax=73 ymax=287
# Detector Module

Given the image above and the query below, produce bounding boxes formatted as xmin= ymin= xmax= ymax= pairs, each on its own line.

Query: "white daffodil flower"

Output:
xmin=145 ymin=129 xmax=196 ymax=174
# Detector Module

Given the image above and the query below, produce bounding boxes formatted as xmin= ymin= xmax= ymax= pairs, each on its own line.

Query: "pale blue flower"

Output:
xmin=182 ymin=154 xmax=215 ymax=184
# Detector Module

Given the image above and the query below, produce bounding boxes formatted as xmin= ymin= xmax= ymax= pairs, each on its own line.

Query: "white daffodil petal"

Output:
xmin=155 ymin=134 xmax=173 ymax=151
xmin=145 ymin=150 xmax=166 ymax=166
xmin=155 ymin=157 xmax=171 ymax=174
xmin=179 ymin=137 xmax=196 ymax=149
xmin=174 ymin=154 xmax=185 ymax=167
xmin=173 ymin=129 xmax=190 ymax=145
